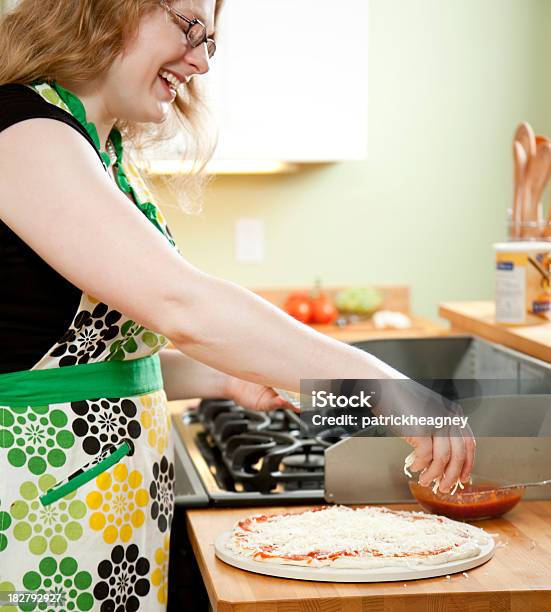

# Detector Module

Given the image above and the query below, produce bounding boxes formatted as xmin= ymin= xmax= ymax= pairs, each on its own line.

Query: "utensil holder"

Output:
xmin=507 ymin=208 xmax=551 ymax=241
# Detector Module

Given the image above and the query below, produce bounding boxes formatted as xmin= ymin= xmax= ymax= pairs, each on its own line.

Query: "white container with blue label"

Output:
xmin=494 ymin=242 xmax=551 ymax=325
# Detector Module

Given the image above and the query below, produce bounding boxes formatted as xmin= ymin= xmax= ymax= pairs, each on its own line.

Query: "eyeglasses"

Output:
xmin=160 ymin=1 xmax=216 ymax=58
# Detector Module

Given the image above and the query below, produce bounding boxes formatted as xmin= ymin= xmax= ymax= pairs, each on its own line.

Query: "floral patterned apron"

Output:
xmin=0 ymin=82 xmax=177 ymax=612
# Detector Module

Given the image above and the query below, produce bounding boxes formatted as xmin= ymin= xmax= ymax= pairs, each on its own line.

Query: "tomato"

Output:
xmin=311 ymin=296 xmax=338 ymax=324
xmin=284 ymin=282 xmax=338 ymax=324
xmin=285 ymin=296 xmax=312 ymax=323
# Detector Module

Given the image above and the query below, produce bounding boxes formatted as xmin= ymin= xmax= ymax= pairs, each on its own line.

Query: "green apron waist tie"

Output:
xmin=0 ymin=355 xmax=164 ymax=506
xmin=0 ymin=354 xmax=163 ymax=405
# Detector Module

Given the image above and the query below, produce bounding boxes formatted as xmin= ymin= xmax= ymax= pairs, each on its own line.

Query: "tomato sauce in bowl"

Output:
xmin=409 ymin=478 xmax=525 ymax=521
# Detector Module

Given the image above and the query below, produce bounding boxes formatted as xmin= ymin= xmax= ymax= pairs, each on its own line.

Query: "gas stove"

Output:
xmin=172 ymin=399 xmax=342 ymax=506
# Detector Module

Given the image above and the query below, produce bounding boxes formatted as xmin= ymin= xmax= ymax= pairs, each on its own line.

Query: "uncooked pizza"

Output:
xmin=229 ymin=505 xmax=493 ymax=568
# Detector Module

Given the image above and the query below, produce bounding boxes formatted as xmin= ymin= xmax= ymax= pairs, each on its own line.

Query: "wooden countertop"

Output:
xmin=186 ymin=502 xmax=551 ymax=612
xmin=306 ymin=313 xmax=445 ymax=343
xmin=439 ymin=301 xmax=551 ymax=362
xmin=253 ymin=285 xmax=446 ymax=343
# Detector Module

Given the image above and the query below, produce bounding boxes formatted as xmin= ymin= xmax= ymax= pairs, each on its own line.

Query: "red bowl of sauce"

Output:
xmin=409 ymin=476 xmax=525 ymax=521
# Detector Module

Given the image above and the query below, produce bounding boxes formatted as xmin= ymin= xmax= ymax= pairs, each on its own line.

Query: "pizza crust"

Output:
xmin=229 ymin=506 xmax=493 ymax=569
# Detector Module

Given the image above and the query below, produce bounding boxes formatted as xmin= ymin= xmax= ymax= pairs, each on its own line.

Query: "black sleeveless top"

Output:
xmin=0 ymin=84 xmax=102 ymax=374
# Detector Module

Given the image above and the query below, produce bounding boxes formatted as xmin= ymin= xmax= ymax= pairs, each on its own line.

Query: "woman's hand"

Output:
xmin=405 ymin=428 xmax=476 ymax=493
xmin=225 ymin=376 xmax=298 ymax=413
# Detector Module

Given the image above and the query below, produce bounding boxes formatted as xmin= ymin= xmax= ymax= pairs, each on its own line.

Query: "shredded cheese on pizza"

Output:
xmin=229 ymin=506 xmax=492 ymax=569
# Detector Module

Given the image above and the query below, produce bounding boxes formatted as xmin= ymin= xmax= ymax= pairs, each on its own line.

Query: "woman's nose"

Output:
xmin=184 ymin=43 xmax=210 ymax=75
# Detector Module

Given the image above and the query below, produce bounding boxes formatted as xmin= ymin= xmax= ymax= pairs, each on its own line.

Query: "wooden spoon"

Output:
xmin=512 ymin=141 xmax=527 ymax=239
xmin=514 ymin=122 xmax=537 ymax=161
xmin=539 ymin=136 xmax=551 ymax=238
xmin=513 ymin=124 xmax=536 ymax=238
xmin=524 ymin=142 xmax=551 ymax=238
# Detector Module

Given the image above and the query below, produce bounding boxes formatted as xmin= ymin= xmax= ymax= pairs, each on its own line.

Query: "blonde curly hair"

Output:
xmin=0 ymin=0 xmax=225 ymax=211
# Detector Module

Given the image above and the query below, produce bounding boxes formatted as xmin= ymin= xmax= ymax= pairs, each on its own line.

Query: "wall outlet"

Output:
xmin=235 ymin=218 xmax=265 ymax=263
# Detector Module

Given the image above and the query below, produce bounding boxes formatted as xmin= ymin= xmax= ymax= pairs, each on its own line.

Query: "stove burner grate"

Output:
xmin=190 ymin=399 xmax=347 ymax=494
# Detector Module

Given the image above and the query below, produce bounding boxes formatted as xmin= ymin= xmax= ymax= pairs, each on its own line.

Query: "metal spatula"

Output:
xmin=497 ymin=478 xmax=551 ymax=491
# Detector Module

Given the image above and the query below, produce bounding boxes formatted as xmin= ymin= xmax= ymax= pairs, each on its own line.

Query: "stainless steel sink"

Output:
xmin=351 ymin=336 xmax=551 ymax=384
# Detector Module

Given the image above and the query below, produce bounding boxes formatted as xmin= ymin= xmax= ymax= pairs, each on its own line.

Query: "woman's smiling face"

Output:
xmin=103 ymin=0 xmax=216 ymax=123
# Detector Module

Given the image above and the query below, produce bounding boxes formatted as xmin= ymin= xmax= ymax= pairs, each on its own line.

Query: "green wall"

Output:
xmin=541 ymin=0 xmax=551 ymax=136
xmin=157 ymin=0 xmax=551 ymax=320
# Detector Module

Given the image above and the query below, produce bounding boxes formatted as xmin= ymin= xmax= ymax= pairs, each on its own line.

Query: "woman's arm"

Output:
xmin=159 ymin=347 xmax=229 ymax=401
xmin=159 ymin=348 xmax=294 ymax=411
xmin=0 ymin=119 xmax=472 ymax=491
xmin=169 ymin=276 xmax=405 ymax=390
xmin=0 ymin=119 xmax=403 ymax=391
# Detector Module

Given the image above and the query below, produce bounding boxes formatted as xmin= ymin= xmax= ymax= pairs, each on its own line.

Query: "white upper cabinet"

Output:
xmin=208 ymin=0 xmax=369 ymax=162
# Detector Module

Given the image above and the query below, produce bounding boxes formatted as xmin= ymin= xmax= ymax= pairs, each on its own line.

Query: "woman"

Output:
xmin=0 ymin=0 xmax=474 ymax=609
